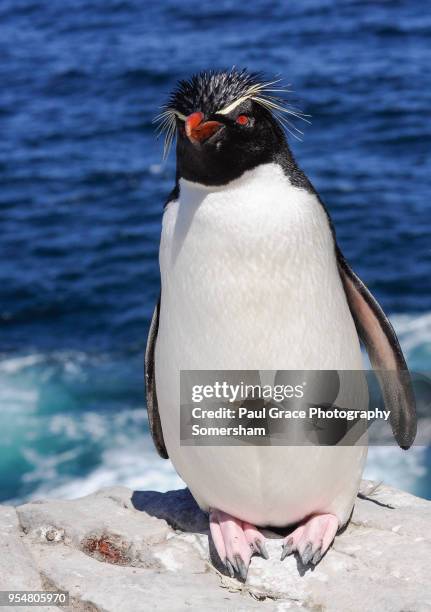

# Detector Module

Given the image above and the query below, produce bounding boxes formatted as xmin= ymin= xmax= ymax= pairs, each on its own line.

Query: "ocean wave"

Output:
xmin=25 ymin=443 xmax=429 ymax=504
xmin=22 ymin=435 xmax=184 ymax=504
xmin=0 ymin=351 xmax=89 ymax=375
xmin=391 ymin=312 xmax=431 ymax=356
xmin=365 ymin=446 xmax=428 ymax=494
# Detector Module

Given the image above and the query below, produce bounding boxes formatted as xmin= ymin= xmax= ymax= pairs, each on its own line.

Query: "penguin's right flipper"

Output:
xmin=145 ymin=296 xmax=169 ymax=459
xmin=336 ymin=246 xmax=417 ymax=449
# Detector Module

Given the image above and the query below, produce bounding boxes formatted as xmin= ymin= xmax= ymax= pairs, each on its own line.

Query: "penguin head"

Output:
xmin=156 ymin=69 xmax=307 ymax=186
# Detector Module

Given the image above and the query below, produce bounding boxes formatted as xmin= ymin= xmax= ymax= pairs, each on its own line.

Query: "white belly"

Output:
xmin=155 ymin=163 xmax=367 ymax=527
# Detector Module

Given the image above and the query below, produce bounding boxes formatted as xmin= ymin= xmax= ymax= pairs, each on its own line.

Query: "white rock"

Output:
xmin=0 ymin=480 xmax=428 ymax=611
xmin=0 ymin=506 xmax=57 ymax=612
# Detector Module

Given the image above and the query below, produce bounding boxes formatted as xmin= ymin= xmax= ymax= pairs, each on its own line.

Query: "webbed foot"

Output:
xmin=209 ymin=509 xmax=268 ymax=581
xmin=281 ymin=513 xmax=339 ymax=566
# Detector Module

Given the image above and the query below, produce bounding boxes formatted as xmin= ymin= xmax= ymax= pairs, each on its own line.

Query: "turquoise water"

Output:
xmin=1 ymin=0 xmax=430 ymax=502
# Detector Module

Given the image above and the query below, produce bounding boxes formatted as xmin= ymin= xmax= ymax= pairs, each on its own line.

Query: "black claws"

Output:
xmin=223 ymin=539 xmax=269 ymax=581
xmin=255 ymin=539 xmax=269 ymax=560
xmin=280 ymin=536 xmax=294 ymax=561
xmin=225 ymin=558 xmax=235 ymax=578
xmin=224 ymin=556 xmax=248 ymax=581
xmin=234 ymin=555 xmax=248 ymax=581
xmin=224 ymin=538 xmax=323 ymax=581
xmin=300 ymin=542 xmax=313 ymax=565
xmin=311 ymin=547 xmax=322 ymax=565
xmin=281 ymin=539 xmax=322 ymax=566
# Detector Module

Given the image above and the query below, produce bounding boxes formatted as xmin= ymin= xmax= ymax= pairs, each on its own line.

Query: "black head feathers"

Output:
xmin=168 ymin=69 xmax=266 ymax=118
xmin=155 ymin=68 xmax=310 ymax=158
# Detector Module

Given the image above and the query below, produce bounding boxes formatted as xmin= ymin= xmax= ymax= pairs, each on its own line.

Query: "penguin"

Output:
xmin=145 ymin=69 xmax=416 ymax=580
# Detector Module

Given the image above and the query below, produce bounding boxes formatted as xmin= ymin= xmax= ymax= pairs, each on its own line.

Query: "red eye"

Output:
xmin=236 ymin=115 xmax=250 ymax=125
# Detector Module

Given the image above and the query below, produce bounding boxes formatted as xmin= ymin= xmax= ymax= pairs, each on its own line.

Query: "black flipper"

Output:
xmin=144 ymin=296 xmax=169 ymax=459
xmin=336 ymin=246 xmax=417 ymax=449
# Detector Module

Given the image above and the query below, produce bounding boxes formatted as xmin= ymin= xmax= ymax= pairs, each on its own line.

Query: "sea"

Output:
xmin=1 ymin=0 xmax=430 ymax=504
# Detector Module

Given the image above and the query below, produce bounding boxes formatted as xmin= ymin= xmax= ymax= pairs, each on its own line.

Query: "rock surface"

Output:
xmin=1 ymin=480 xmax=430 ymax=611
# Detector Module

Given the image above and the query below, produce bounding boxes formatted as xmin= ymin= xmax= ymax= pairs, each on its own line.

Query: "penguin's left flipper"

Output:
xmin=145 ymin=296 xmax=169 ymax=459
xmin=336 ymin=246 xmax=417 ymax=449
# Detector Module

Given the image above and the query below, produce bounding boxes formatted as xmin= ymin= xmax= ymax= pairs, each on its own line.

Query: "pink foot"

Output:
xmin=209 ymin=509 xmax=268 ymax=580
xmin=281 ymin=513 xmax=339 ymax=566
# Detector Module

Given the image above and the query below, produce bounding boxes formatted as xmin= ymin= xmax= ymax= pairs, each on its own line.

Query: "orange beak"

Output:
xmin=185 ymin=112 xmax=223 ymax=144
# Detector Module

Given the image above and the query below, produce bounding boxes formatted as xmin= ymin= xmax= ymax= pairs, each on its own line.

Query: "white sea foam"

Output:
xmin=0 ymin=353 xmax=46 ymax=374
xmin=27 ymin=443 xmax=426 ymax=503
xmin=0 ymin=351 xmax=89 ymax=374
xmin=27 ymin=436 xmax=184 ymax=502
xmin=391 ymin=312 xmax=431 ymax=358
xmin=364 ymin=446 xmax=427 ymax=491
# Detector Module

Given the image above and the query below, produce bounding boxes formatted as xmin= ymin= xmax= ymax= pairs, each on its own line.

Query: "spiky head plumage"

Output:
xmin=154 ymin=68 xmax=310 ymax=158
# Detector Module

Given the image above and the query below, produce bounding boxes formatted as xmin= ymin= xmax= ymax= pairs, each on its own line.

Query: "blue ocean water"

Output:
xmin=1 ymin=0 xmax=430 ymax=503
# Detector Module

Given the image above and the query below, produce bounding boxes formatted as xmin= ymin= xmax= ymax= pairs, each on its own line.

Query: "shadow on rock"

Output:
xmin=132 ymin=488 xmax=248 ymax=580
xmin=131 ymin=488 xmax=209 ymax=534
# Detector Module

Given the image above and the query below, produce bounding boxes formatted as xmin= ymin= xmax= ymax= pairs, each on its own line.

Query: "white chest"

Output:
xmin=157 ymin=163 xmax=361 ymax=370
xmin=154 ymin=163 xmax=366 ymax=526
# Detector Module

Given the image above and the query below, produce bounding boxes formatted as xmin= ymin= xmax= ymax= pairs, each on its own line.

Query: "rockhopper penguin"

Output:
xmin=145 ymin=69 xmax=416 ymax=580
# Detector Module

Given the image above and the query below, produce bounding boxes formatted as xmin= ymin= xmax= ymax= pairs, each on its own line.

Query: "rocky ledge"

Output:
xmin=1 ymin=480 xmax=430 ymax=611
